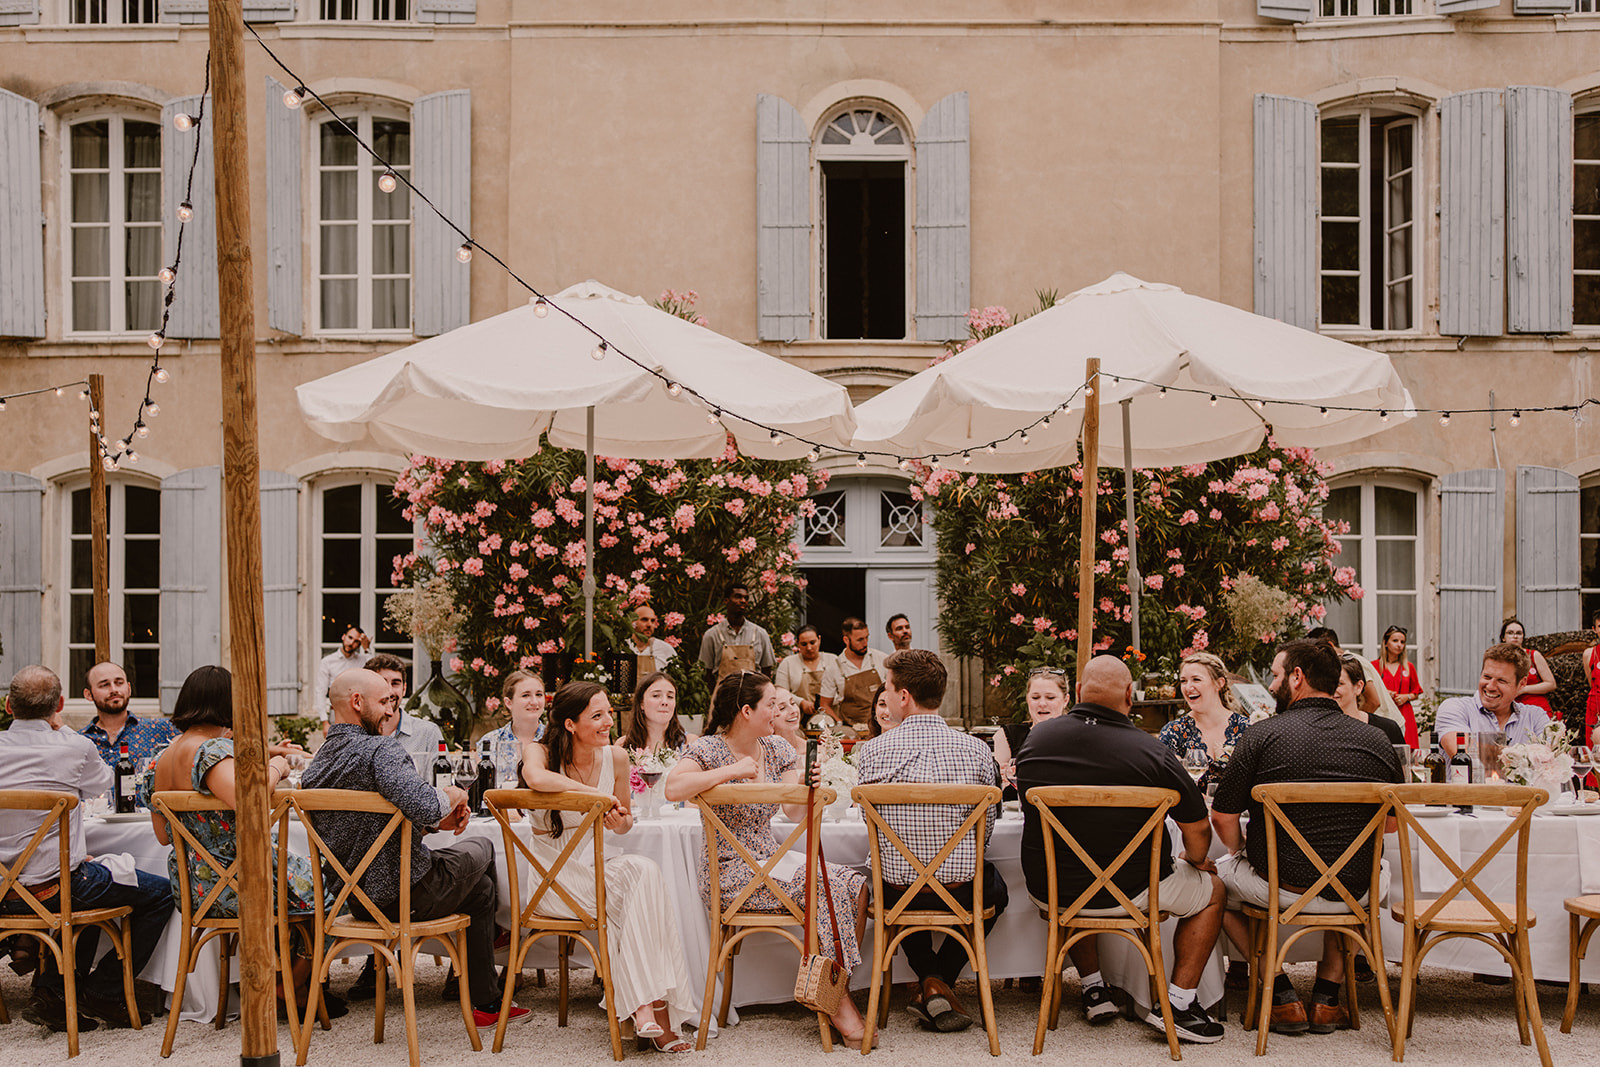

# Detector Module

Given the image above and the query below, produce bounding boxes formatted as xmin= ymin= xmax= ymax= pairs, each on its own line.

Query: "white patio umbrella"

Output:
xmin=298 ymin=279 xmax=858 ymax=651
xmin=850 ymin=272 xmax=1413 ymax=656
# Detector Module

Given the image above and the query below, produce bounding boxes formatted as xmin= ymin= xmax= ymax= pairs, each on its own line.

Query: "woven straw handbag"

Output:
xmin=793 ymin=786 xmax=848 ymax=1014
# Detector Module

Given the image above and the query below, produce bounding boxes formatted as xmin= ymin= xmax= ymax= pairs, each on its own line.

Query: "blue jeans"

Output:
xmin=0 ymin=861 xmax=172 ymax=999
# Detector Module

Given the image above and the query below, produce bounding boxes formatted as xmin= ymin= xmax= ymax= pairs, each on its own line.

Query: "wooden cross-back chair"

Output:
xmin=0 ymin=789 xmax=141 ymax=1057
xmin=279 ymin=789 xmax=481 ymax=1067
xmin=1240 ymin=782 xmax=1397 ymax=1056
xmin=1025 ymin=785 xmax=1183 ymax=1060
xmin=692 ymin=783 xmax=835 ymax=1053
xmin=484 ymin=788 xmax=622 ymax=1059
xmin=852 ymin=783 xmax=1002 ymax=1056
xmin=1561 ymin=893 xmax=1600 ymax=1034
xmin=1383 ymin=783 xmax=1551 ymax=1066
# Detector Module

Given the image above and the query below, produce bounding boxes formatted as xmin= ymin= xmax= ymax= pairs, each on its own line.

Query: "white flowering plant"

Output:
xmin=1500 ymin=720 xmax=1575 ymax=789
xmin=628 ymin=746 xmax=677 ymax=773
xmin=816 ymin=732 xmax=859 ymax=795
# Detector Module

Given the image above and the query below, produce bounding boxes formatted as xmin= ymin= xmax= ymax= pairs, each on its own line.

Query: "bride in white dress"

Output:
xmin=519 ymin=679 xmax=696 ymax=1053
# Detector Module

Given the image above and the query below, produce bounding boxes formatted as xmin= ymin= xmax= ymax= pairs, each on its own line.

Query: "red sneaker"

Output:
xmin=474 ymin=1004 xmax=531 ymax=1030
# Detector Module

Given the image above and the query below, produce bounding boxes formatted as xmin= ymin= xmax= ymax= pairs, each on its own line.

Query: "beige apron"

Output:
xmin=717 ymin=642 xmax=757 ymax=679
xmin=792 ymin=665 xmax=826 ymax=708
xmin=635 ymin=653 xmax=657 ymax=678
xmin=837 ymin=667 xmax=882 ymax=726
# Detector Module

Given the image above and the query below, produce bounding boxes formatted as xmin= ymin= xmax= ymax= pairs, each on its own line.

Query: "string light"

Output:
xmin=706 ymin=408 xmax=721 ymax=424
xmin=1020 ymin=431 xmax=1031 ymax=445
xmin=378 ymin=170 xmax=398 ymax=193
xmin=101 ymin=456 xmax=115 ymax=472
xmin=664 ymin=381 xmax=682 ymax=398
xmin=928 ymin=455 xmax=942 ymax=469
xmin=282 ymin=85 xmax=306 ymax=109
xmin=1041 ymin=414 xmax=1052 ymax=428
xmin=985 ymin=443 xmax=997 ymax=455
xmin=456 ymin=242 xmax=473 ymax=263
xmin=1320 ymin=407 xmax=1329 ymax=418
xmin=78 ymin=389 xmax=89 ymax=401
xmin=1511 ymin=411 xmax=1522 ymax=427
xmin=1209 ymin=395 xmax=1218 ymax=406
xmin=145 ymin=402 xmax=160 ymax=418
xmin=897 ymin=458 xmax=911 ymax=472
xmin=769 ymin=430 xmax=785 ymax=445
xmin=176 ymin=201 xmax=194 ymax=223
xmin=806 ymin=448 xmax=820 ymax=462
xmin=123 ymin=450 xmax=139 ymax=464
xmin=172 ymin=112 xmax=195 ymax=131
xmin=533 ymin=296 xmax=549 ymax=318
xmin=855 ymin=453 xmax=868 ymax=467
xmin=962 ymin=451 xmax=972 ymax=465
xmin=155 ymin=367 xmax=170 ymax=384
xmin=1439 ymin=412 xmax=1451 ymax=427
xmin=1253 ymin=399 xmax=1266 ymax=410
xmin=1380 ymin=410 xmax=1389 ymax=422
xmin=135 ymin=422 xmax=149 ymax=439
xmin=147 ymin=332 xmax=165 ymax=350
xmin=53 ymin=387 xmax=63 ymax=397
xmin=1158 ymin=387 xmax=1167 ymax=398
xmin=0 ymin=399 xmax=7 ymax=412
xmin=591 ymin=342 xmax=607 ymax=361
xmin=158 ymin=265 xmax=176 ymax=284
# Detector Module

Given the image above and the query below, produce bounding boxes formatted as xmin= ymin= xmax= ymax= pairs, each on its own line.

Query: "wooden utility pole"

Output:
xmin=1075 ymin=359 xmax=1100 ymax=675
xmin=207 ymin=0 xmax=276 ymax=1062
xmin=88 ymin=374 xmax=109 ymax=662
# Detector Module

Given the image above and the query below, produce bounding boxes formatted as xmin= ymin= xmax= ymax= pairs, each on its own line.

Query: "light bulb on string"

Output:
xmin=283 ymin=85 xmax=307 ymax=109
xmin=0 ymin=399 xmax=7 ymax=412
xmin=929 ymin=455 xmax=942 ymax=469
xmin=101 ymin=455 xmax=115 ymax=472
xmin=158 ymin=266 xmax=175 ymax=284
xmin=706 ymin=408 xmax=721 ymax=424
xmin=805 ymin=448 xmax=819 ymax=463
xmin=78 ymin=388 xmax=88 ymax=400
xmin=1209 ymin=395 xmax=1217 ymax=406
xmin=145 ymin=402 xmax=160 ymax=418
xmin=591 ymin=342 xmax=607 ymax=361
xmin=1320 ymin=407 xmax=1329 ymax=418
xmin=533 ymin=296 xmax=549 ymax=318
xmin=135 ymin=422 xmax=149 ymax=439
xmin=1510 ymin=410 xmax=1522 ymax=427
xmin=769 ymin=430 xmax=784 ymax=445
xmin=962 ymin=451 xmax=972 ymax=465
xmin=176 ymin=201 xmax=194 ymax=223
xmin=378 ymin=170 xmax=398 ymax=193
xmin=1041 ymin=414 xmax=1052 ymax=428
xmin=54 ymin=387 xmax=63 ymax=397
xmin=155 ymin=367 xmax=170 ymax=384
xmin=123 ymin=450 xmax=138 ymax=464
xmin=897 ymin=458 xmax=910 ymax=472
xmin=1253 ymin=399 xmax=1266 ymax=411
xmin=1020 ymin=431 xmax=1031 ymax=445
xmin=984 ymin=443 xmax=997 ymax=454
xmin=172 ymin=112 xmax=195 ymax=131
xmin=147 ymin=332 xmax=164 ymax=350
xmin=1158 ymin=387 xmax=1167 ymax=399
xmin=665 ymin=381 xmax=682 ymax=398
xmin=855 ymin=453 xmax=868 ymax=468
xmin=116 ymin=438 xmax=130 ymax=452
xmin=1084 ymin=385 xmax=1095 ymax=398
xmin=1439 ymin=412 xmax=1451 ymax=427
xmin=1379 ymin=410 xmax=1389 ymax=422
xmin=455 ymin=242 xmax=473 ymax=263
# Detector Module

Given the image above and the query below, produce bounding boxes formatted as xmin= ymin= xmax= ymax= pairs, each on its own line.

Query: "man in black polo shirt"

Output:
xmin=1017 ymin=655 xmax=1226 ymax=1044
xmin=1210 ymin=638 xmax=1402 ymax=1036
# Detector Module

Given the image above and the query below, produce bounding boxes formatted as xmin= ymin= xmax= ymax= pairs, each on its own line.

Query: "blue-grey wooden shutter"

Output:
xmin=242 ymin=0 xmax=292 ymax=20
xmin=1438 ymin=469 xmax=1504 ymax=698
xmin=160 ymin=467 xmax=222 ymax=713
xmin=265 ymin=77 xmax=302 ymax=335
xmin=0 ymin=89 xmax=44 ymax=339
xmin=1439 ymin=90 xmax=1505 ymax=337
xmin=756 ymin=93 xmax=810 ymax=342
xmin=1514 ymin=1 xmax=1574 ymax=13
xmin=915 ymin=91 xmax=971 ymax=344
xmin=1257 ymin=0 xmax=1312 ymax=19
xmin=0 ymin=472 xmax=44 ymax=684
xmin=1253 ymin=94 xmax=1317 ymax=331
xmin=0 ymin=0 xmax=40 ymax=24
xmin=158 ymin=0 xmax=207 ymax=23
xmin=1516 ymin=465 xmax=1580 ymax=636
xmin=1437 ymin=0 xmax=1499 ymax=12
xmin=414 ymin=0 xmax=473 ymax=22
xmin=261 ymin=471 xmax=300 ymax=716
xmin=411 ymin=89 xmax=470 ymax=337
xmin=162 ymin=94 xmax=220 ymax=338
xmin=1507 ymin=85 xmax=1573 ymax=333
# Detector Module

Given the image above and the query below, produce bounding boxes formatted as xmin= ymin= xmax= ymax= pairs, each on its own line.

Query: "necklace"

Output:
xmin=570 ymin=750 xmax=603 ymax=786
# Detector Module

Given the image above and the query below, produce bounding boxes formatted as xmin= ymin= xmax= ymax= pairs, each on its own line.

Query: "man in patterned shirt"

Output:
xmin=855 ymin=649 xmax=1007 ymax=1033
xmin=79 ymin=661 xmax=176 ymax=767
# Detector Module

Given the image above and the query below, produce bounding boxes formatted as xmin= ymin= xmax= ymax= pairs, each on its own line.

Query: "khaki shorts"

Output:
xmin=1030 ymin=858 xmax=1218 ymax=920
xmin=1218 ymin=852 xmax=1390 ymax=914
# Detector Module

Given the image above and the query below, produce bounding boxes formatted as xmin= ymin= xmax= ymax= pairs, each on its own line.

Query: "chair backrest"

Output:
xmin=278 ymin=789 xmax=411 ymax=940
xmin=1249 ymin=782 xmax=1391 ymax=925
xmin=484 ymin=788 xmax=611 ymax=931
xmin=0 ymin=789 xmax=77 ymax=926
xmin=1382 ymin=783 xmax=1545 ymax=931
xmin=693 ymin=783 xmax=832 ymax=928
xmin=151 ymin=789 xmax=278 ymax=926
xmin=1024 ymin=785 xmax=1178 ymax=925
xmin=852 ymin=783 xmax=1001 ymax=925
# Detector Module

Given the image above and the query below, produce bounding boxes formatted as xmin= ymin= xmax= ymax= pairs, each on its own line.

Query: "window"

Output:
xmin=68 ymin=0 xmax=158 ymax=24
xmin=1576 ymin=112 xmax=1600 ymax=326
xmin=1320 ymin=111 xmax=1418 ymax=331
xmin=1319 ymin=0 xmax=1413 ymax=14
xmin=1322 ymin=481 xmax=1422 ymax=659
xmin=1579 ymin=484 xmax=1600 ymax=622
xmin=316 ymin=114 xmax=410 ymax=333
xmin=817 ymin=107 xmax=909 ymax=340
xmin=66 ymin=483 xmax=160 ymax=700
xmin=67 ymin=116 xmax=162 ymax=335
xmin=317 ymin=0 xmax=408 ymax=18
xmin=314 ymin=480 xmax=413 ymax=664
xmin=1578 ymin=0 xmax=1598 ymax=11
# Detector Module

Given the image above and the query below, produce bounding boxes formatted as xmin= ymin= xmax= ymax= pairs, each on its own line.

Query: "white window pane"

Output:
xmin=1374 ymin=486 xmax=1416 ymax=535
xmin=321 ymin=279 xmax=357 ymax=329
xmin=125 ymin=280 xmax=160 ymax=332
xmin=1376 ymin=539 xmax=1415 ymax=591
xmin=125 ymin=225 xmax=160 ymax=278
xmin=73 ymin=282 xmax=109 ymax=332
xmin=372 ymin=223 xmax=409 ymax=275
xmin=73 ymin=227 xmax=109 ymax=277
xmin=321 ymin=170 xmax=357 ymax=220
xmin=73 ymin=173 xmax=109 ymax=224
xmin=321 ymin=224 xmax=357 ymax=275
xmin=372 ymin=279 xmax=408 ymax=330
xmin=125 ymin=171 xmax=161 ymax=223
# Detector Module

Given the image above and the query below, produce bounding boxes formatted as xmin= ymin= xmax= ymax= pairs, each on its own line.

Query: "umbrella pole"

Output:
xmin=1076 ymin=358 xmax=1100 ymax=676
xmin=584 ymin=406 xmax=596 ymax=658
xmin=1121 ymin=398 xmax=1140 ymax=653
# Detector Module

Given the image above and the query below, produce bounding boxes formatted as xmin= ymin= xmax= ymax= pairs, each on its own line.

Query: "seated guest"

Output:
xmin=521 ymin=682 xmax=696 ymax=1052
xmin=302 ymin=670 xmax=528 ymax=1030
xmin=665 ymin=672 xmax=874 ymax=1048
xmin=1307 ymin=626 xmax=1404 ymax=733
xmin=365 ymin=653 xmax=443 ymax=760
xmin=1211 ymin=639 xmax=1403 ymax=1035
xmin=79 ymin=660 xmax=176 ymax=767
xmin=1435 ymin=643 xmax=1552 ymax=755
xmin=1016 ymin=656 xmax=1226 ymax=1044
xmin=0 ymin=666 xmax=171 ymax=1031
xmin=621 ymin=672 xmax=693 ymax=755
xmin=993 ymin=667 xmax=1069 ymax=787
xmin=855 ymin=650 xmax=1007 ymax=1033
xmin=1159 ymin=652 xmax=1250 ymax=789
xmin=772 ymin=624 xmax=842 ymax=724
xmin=867 ymin=684 xmax=895 ymax=739
xmin=482 ymin=670 xmax=547 ymax=752
xmin=1335 ymin=654 xmax=1405 ymax=745
xmin=771 ymin=686 xmax=808 ymax=756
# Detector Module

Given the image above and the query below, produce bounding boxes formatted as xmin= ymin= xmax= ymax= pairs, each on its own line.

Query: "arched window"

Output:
xmin=64 ymin=480 xmax=161 ymax=700
xmin=312 ymin=478 xmax=414 ymax=665
xmin=1575 ymin=106 xmax=1600 ymax=326
xmin=314 ymin=111 xmax=411 ymax=333
xmin=1322 ymin=478 xmax=1423 ymax=659
xmin=1319 ymin=106 xmax=1421 ymax=331
xmin=816 ymin=105 xmax=911 ymax=341
xmin=64 ymin=114 xmax=162 ymax=335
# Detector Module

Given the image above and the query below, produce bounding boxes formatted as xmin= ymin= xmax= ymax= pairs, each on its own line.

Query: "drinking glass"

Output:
xmin=494 ymin=738 xmax=521 ymax=790
xmin=1572 ymin=745 xmax=1594 ymax=801
xmin=638 ymin=768 xmax=665 ymax=819
xmin=1182 ymin=748 xmax=1211 ymax=787
xmin=1392 ymin=745 xmax=1412 ymax=782
xmin=286 ymin=753 xmax=306 ymax=790
xmin=454 ymin=754 xmax=478 ymax=793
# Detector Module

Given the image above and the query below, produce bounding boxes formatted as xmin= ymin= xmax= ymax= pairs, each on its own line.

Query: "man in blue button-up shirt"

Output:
xmin=78 ymin=661 xmax=175 ymax=767
xmin=1435 ymin=643 xmax=1552 ymax=755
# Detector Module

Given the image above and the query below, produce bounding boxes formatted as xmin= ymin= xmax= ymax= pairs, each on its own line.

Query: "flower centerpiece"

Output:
xmin=817 ymin=733 xmax=858 ymax=821
xmin=1500 ymin=720 xmax=1574 ymax=805
xmin=628 ymin=745 xmax=677 ymax=819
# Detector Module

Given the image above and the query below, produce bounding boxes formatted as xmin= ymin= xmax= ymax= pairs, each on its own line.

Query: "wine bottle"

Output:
xmin=1449 ymin=732 xmax=1474 ymax=813
xmin=431 ymin=741 xmax=454 ymax=790
xmin=114 ymin=742 xmax=137 ymax=814
xmin=475 ymin=739 xmax=495 ymax=816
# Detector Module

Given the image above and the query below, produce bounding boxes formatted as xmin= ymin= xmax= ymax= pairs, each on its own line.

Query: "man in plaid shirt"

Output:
xmin=855 ymin=649 xmax=1008 ymax=1033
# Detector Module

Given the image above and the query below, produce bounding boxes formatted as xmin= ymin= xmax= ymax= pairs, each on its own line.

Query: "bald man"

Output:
xmin=1015 ymin=655 xmax=1226 ymax=1045
xmin=303 ymin=670 xmax=529 ymax=1028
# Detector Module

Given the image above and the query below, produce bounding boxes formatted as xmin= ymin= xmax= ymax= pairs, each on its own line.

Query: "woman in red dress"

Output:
xmin=1500 ymin=617 xmax=1555 ymax=717
xmin=1583 ymin=613 xmax=1600 ymax=746
xmin=1372 ymin=624 xmax=1422 ymax=747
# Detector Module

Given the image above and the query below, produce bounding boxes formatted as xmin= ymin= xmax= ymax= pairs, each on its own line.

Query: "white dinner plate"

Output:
xmin=1405 ymin=806 xmax=1454 ymax=819
xmin=97 ymin=811 xmax=151 ymax=824
xmin=1556 ymin=804 xmax=1600 ymax=816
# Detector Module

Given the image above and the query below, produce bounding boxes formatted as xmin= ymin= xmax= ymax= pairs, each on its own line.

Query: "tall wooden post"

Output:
xmin=1075 ymin=359 xmax=1100 ymax=677
xmin=207 ymin=1 xmax=277 ymax=1062
xmin=87 ymin=374 xmax=110 ymax=663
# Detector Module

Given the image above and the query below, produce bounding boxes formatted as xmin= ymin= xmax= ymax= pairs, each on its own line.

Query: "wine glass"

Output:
xmin=638 ymin=768 xmax=665 ymax=819
xmin=454 ymin=753 xmax=479 ymax=800
xmin=1571 ymin=745 xmax=1594 ymax=803
xmin=286 ymin=753 xmax=306 ymax=790
xmin=1182 ymin=748 xmax=1211 ymax=787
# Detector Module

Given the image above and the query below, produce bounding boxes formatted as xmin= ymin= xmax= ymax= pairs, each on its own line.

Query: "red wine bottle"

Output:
xmin=114 ymin=742 xmax=137 ymax=814
xmin=1449 ymin=732 xmax=1474 ymax=813
xmin=431 ymin=741 xmax=454 ymax=790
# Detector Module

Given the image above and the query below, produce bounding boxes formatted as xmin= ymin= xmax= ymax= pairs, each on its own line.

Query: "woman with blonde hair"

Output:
xmin=1372 ymin=625 xmax=1423 ymax=746
xmin=1157 ymin=652 xmax=1248 ymax=788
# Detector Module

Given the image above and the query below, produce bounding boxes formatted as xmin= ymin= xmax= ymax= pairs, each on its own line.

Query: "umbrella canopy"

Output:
xmin=851 ymin=272 xmax=1412 ymax=470
xmin=297 ymin=279 xmax=857 ymax=460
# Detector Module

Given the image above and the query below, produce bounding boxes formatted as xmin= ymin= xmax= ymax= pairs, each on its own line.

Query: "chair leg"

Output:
xmin=62 ymin=928 xmax=80 ymax=1059
xmin=1393 ymin=930 xmax=1416 ymax=1062
xmin=161 ymin=925 xmax=194 ymax=1057
xmin=214 ymin=932 xmax=232 ymax=1031
xmin=374 ymin=952 xmax=387 ymax=1045
xmin=1517 ymin=929 xmax=1554 ymax=1067
xmin=860 ymin=927 xmax=886 ymax=1057
xmin=1508 ymin=935 xmax=1531 ymax=1045
xmin=1342 ymin=938 xmax=1361 ymax=1032
xmin=695 ymin=926 xmax=722 ymax=1052
xmin=717 ymin=951 xmax=735 ymax=1029
xmin=1255 ymin=921 xmax=1279 ymax=1058
xmin=1147 ymin=924 xmax=1181 ymax=1062
xmin=594 ymin=952 xmax=622 ymax=1063
xmin=1032 ymin=926 xmax=1059 ymax=1055
xmin=1564 ymin=915 xmax=1590 ymax=1033
xmin=455 ymin=929 xmax=482 ymax=1053
xmin=399 ymin=945 xmax=422 ymax=1067
xmin=1241 ymin=916 xmax=1262 ymax=1030
xmin=974 ymin=936 xmax=1001 ymax=1058
xmin=557 ymin=935 xmax=569 ymax=1027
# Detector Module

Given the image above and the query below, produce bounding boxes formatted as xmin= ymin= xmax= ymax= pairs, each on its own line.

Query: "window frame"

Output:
xmin=61 ymin=110 xmax=164 ymax=339
xmin=1316 ymin=0 xmax=1419 ymax=16
xmin=1321 ymin=476 xmax=1425 ymax=661
xmin=311 ymin=0 xmax=411 ymax=20
xmin=60 ymin=0 xmax=159 ymax=26
xmin=1575 ymin=106 xmax=1600 ymax=328
xmin=309 ymin=476 xmax=416 ymax=667
xmin=310 ymin=108 xmax=413 ymax=337
xmin=799 ymin=477 xmax=933 ymax=565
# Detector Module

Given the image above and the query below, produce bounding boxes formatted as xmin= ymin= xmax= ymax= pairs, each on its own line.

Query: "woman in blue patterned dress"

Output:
xmin=1157 ymin=652 xmax=1249 ymax=788
xmin=665 ymin=671 xmax=872 ymax=1049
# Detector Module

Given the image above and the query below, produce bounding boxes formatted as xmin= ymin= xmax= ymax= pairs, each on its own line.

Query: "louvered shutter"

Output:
xmin=160 ymin=467 xmax=222 ymax=713
xmin=411 ymin=90 xmax=471 ymax=337
xmin=1507 ymin=86 xmax=1573 ymax=333
xmin=265 ymin=77 xmax=303 ymax=335
xmin=1516 ymin=465 xmax=1581 ymax=636
xmin=163 ymin=95 xmax=220 ymax=338
xmin=1513 ymin=1 xmax=1575 ymax=13
xmin=415 ymin=0 xmax=473 ymax=22
xmin=1439 ymin=90 xmax=1505 ymax=336
xmin=0 ymin=472 xmax=44 ymax=683
xmin=0 ymin=89 xmax=44 ymax=339
xmin=1438 ymin=469 xmax=1504 ymax=697
xmin=915 ymin=91 xmax=971 ymax=343
xmin=1437 ymin=0 xmax=1499 ymax=11
xmin=756 ymin=93 xmax=810 ymax=342
xmin=0 ymin=0 xmax=39 ymax=25
xmin=1253 ymin=94 xmax=1318 ymax=331
xmin=242 ymin=0 xmax=292 ymax=19
xmin=1257 ymin=0 xmax=1313 ymax=19
xmin=158 ymin=0 xmax=207 ymax=23
xmin=261 ymin=471 xmax=300 ymax=716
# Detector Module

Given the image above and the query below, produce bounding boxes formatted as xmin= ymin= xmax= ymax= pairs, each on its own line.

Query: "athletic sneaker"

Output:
xmin=1082 ymin=985 xmax=1118 ymax=1025
xmin=474 ymin=1004 xmax=531 ymax=1030
xmin=1144 ymin=1000 xmax=1225 ymax=1044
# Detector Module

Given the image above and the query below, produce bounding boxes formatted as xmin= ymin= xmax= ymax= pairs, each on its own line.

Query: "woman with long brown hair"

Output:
xmin=620 ymin=671 xmax=691 ymax=754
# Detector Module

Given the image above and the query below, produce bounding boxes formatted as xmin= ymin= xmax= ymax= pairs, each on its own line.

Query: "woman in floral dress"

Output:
xmin=1157 ymin=652 xmax=1249 ymax=789
xmin=665 ymin=671 xmax=872 ymax=1049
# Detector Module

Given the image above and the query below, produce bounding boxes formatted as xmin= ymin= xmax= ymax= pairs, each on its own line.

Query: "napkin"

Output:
xmin=1576 ymin=819 xmax=1600 ymax=894
xmin=96 ymin=851 xmax=143 ymax=888
xmin=1415 ymin=817 xmax=1463 ymax=895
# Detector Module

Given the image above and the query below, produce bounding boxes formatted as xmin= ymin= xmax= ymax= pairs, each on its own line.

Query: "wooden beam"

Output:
xmin=1075 ymin=358 xmax=1100 ymax=677
xmin=88 ymin=373 xmax=109 ymax=664
xmin=207 ymin=0 xmax=277 ymax=1062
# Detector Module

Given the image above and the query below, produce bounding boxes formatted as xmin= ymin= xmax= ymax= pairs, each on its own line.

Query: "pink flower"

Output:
xmin=725 ymin=498 xmax=746 ymax=517
xmin=461 ymin=557 xmax=484 ymax=576
xmin=450 ymin=656 xmax=464 ymax=672
xmin=1010 ymin=613 xmax=1026 ymax=625
xmin=738 ymin=536 xmax=757 ymax=553
xmin=1010 ymin=582 xmax=1027 ymax=595
xmin=780 ymin=632 xmax=796 ymax=648
xmin=1145 ymin=574 xmax=1164 ymax=591
xmin=629 ymin=768 xmax=648 ymax=795
xmin=1179 ymin=509 xmax=1199 ymax=525
xmin=706 ymin=613 xmax=727 ymax=626
xmin=685 ymin=563 xmax=707 ymax=579
xmin=1209 ymin=508 xmax=1222 ymax=520
xmin=531 ymin=508 xmax=555 ymax=529
xmin=663 ymin=611 xmax=685 ymax=629
xmin=1033 ymin=616 xmax=1052 ymax=633
xmin=501 ymin=635 xmax=518 ymax=653
xmin=537 ymin=640 xmax=559 ymax=654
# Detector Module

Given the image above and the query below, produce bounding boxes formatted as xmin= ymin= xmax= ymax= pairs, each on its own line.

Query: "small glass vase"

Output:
xmin=408 ymin=660 xmax=472 ymax=742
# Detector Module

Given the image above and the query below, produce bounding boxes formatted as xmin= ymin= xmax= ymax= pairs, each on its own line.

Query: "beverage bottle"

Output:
xmin=475 ymin=740 xmax=495 ymax=816
xmin=431 ymin=741 xmax=454 ymax=790
xmin=1422 ymin=742 xmax=1447 ymax=800
xmin=1449 ymin=732 xmax=1474 ymax=813
xmin=114 ymin=742 xmax=137 ymax=814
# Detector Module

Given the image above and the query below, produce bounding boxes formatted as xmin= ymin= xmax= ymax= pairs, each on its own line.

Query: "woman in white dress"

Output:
xmin=520 ymin=680 xmax=696 ymax=1053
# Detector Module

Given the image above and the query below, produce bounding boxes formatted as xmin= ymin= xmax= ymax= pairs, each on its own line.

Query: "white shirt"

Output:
xmin=823 ymin=647 xmax=892 ymax=700
xmin=627 ymin=636 xmax=677 ymax=664
xmin=0 ymin=719 xmax=113 ymax=883
xmin=393 ymin=711 xmax=445 ymax=760
xmin=773 ymin=652 xmax=844 ymax=703
xmin=314 ymin=647 xmax=372 ymax=719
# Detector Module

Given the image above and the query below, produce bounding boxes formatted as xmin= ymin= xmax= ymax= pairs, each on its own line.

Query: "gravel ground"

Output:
xmin=1 ymin=957 xmax=1595 ymax=1066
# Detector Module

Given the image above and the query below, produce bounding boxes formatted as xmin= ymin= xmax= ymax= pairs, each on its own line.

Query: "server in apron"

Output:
xmin=696 ymin=583 xmax=776 ymax=686
xmin=628 ymin=604 xmax=677 ymax=680
xmin=826 ymin=616 xmax=892 ymax=731
xmin=773 ymin=624 xmax=843 ymax=725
